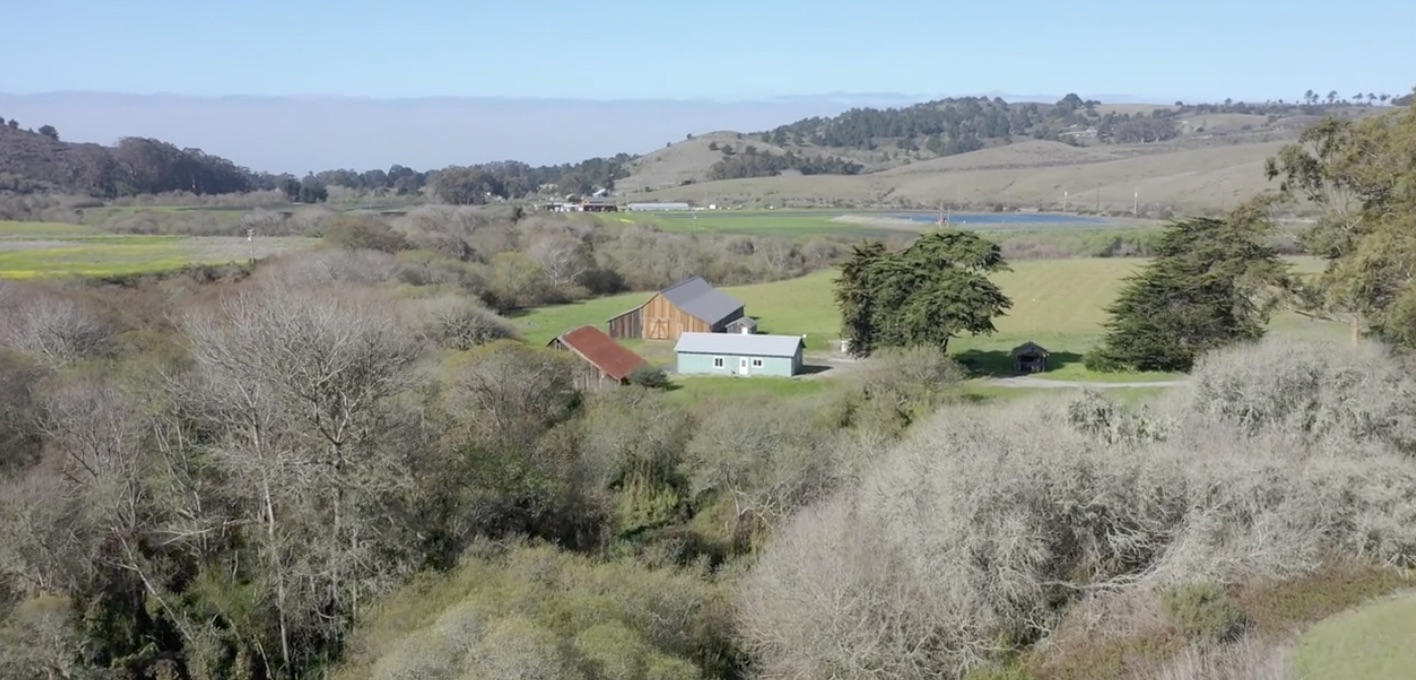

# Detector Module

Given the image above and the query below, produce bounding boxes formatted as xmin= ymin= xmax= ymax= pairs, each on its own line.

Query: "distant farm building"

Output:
xmin=1012 ymin=341 xmax=1050 ymax=373
xmin=581 ymin=198 xmax=618 ymax=212
xmin=547 ymin=325 xmax=648 ymax=391
xmin=627 ymin=202 xmax=691 ymax=211
xmin=608 ymin=276 xmax=746 ymax=342
xmin=674 ymin=332 xmax=805 ymax=377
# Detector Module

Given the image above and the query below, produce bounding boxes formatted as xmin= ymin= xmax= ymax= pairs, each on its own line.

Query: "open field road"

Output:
xmin=985 ymin=375 xmax=1187 ymax=389
xmin=803 ymin=352 xmax=1186 ymax=389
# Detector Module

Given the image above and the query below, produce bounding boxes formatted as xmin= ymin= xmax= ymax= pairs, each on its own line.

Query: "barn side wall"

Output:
xmin=642 ymin=294 xmax=710 ymax=341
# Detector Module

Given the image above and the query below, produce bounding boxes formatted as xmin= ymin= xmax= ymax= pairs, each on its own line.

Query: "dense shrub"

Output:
xmin=409 ymin=294 xmax=519 ymax=350
xmin=323 ymin=214 xmax=411 ymax=253
xmin=339 ymin=542 xmax=740 ymax=680
xmin=1165 ymin=336 xmax=1416 ymax=453
xmin=256 ymin=247 xmax=403 ymax=288
xmin=626 ymin=364 xmax=670 ymax=389
xmin=739 ymin=339 xmax=1416 ymax=680
xmin=1160 ymin=583 xmax=1248 ymax=642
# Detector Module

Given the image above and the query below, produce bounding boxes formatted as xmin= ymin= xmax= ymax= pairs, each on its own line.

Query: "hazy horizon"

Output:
xmin=3 ymin=0 xmax=1412 ymax=173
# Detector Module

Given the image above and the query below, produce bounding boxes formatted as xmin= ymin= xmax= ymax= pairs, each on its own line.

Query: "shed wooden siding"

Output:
xmin=607 ymin=307 xmax=642 ymax=339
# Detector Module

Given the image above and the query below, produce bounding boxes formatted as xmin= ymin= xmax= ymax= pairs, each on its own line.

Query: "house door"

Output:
xmin=738 ymin=357 xmax=750 ymax=375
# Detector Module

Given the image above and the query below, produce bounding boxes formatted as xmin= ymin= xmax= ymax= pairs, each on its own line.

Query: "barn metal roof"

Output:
xmin=551 ymin=325 xmax=647 ymax=380
xmin=659 ymin=276 xmax=744 ymax=325
xmin=674 ymin=332 xmax=804 ymax=358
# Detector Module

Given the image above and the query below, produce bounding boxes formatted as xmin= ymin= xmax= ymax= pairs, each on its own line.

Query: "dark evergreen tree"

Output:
xmin=835 ymin=241 xmax=887 ymax=357
xmin=1086 ymin=214 xmax=1290 ymax=372
xmin=834 ymin=230 xmax=1012 ymax=357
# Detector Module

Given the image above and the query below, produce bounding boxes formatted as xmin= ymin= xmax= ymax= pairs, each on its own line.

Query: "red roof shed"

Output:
xmin=547 ymin=325 xmax=647 ymax=384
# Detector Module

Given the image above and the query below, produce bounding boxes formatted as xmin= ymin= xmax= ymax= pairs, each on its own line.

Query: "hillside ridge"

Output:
xmin=2 ymin=92 xmax=1408 ymax=213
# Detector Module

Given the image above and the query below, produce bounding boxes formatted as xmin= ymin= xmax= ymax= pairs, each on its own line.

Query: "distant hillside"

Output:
xmin=617 ymin=95 xmax=1400 ymax=193
xmin=0 ymin=121 xmax=269 ymax=196
xmin=628 ymin=139 xmax=1296 ymax=215
xmin=2 ymin=90 xmax=1408 ymax=212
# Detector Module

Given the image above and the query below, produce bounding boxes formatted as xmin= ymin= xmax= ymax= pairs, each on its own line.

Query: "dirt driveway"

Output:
xmin=801 ymin=352 xmax=1185 ymax=389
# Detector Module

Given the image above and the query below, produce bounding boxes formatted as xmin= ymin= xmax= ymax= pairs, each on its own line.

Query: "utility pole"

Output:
xmin=247 ymin=228 xmax=255 ymax=264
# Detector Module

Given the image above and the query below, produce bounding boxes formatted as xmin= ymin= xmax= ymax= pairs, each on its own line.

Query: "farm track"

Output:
xmin=984 ymin=375 xmax=1185 ymax=389
xmin=805 ymin=353 xmax=1184 ymax=388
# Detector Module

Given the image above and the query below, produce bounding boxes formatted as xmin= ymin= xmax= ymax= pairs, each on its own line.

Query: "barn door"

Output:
xmin=647 ymin=318 xmax=668 ymax=340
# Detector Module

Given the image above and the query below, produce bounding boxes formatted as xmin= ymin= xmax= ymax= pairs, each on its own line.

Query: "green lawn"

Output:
xmin=1295 ymin=594 xmax=1416 ymax=679
xmin=0 ymin=235 xmax=319 ymax=279
xmin=515 ymin=256 xmax=1344 ymax=385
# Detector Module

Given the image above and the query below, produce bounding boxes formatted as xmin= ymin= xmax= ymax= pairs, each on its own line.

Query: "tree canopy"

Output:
xmin=1264 ymin=99 xmax=1416 ymax=348
xmin=834 ymin=229 xmax=1012 ymax=358
xmin=1086 ymin=212 xmax=1290 ymax=372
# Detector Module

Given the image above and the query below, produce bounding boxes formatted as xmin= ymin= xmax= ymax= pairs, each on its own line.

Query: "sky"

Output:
xmin=3 ymin=0 xmax=1413 ymax=102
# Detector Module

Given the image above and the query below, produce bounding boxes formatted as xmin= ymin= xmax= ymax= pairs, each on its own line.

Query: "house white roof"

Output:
xmin=674 ymin=332 xmax=804 ymax=357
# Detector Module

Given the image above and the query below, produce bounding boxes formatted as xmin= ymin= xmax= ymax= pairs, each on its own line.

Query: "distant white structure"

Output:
xmin=627 ymin=202 xmax=691 ymax=211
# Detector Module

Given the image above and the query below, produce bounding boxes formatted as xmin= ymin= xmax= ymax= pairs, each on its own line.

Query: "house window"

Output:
xmin=751 ymin=358 xmax=763 ymax=367
xmin=713 ymin=357 xmax=724 ymax=368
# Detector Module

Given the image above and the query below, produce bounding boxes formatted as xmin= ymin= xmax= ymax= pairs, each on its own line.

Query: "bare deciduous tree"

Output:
xmin=444 ymin=341 xmax=578 ymax=447
xmin=0 ymin=288 xmax=115 ymax=369
xmin=685 ymin=396 xmax=847 ymax=548
xmin=0 ymin=353 xmax=46 ymax=475
xmin=525 ymin=231 xmax=591 ymax=289
xmin=179 ymin=282 xmax=426 ymax=678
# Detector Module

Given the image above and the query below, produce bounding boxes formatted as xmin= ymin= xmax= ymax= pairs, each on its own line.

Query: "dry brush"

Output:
xmin=738 ymin=336 xmax=1416 ymax=680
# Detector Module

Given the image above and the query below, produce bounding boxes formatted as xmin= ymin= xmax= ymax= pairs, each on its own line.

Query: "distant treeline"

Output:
xmin=705 ymin=144 xmax=864 ymax=181
xmin=0 ymin=123 xmax=633 ymax=204
xmin=2 ymin=88 xmax=1409 ymax=202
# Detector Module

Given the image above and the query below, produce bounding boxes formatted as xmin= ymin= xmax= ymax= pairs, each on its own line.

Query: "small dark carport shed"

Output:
xmin=1012 ymin=341 xmax=1049 ymax=373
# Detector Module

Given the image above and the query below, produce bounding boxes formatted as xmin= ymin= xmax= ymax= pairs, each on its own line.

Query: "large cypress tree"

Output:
xmin=1087 ymin=213 xmax=1290 ymax=372
xmin=834 ymin=229 xmax=1012 ymax=357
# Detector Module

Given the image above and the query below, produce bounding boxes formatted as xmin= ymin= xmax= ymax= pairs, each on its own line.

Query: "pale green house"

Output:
xmin=673 ymin=332 xmax=805 ymax=377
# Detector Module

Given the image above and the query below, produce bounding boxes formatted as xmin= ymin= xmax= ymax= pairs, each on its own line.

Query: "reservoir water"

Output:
xmin=887 ymin=212 xmax=1115 ymax=226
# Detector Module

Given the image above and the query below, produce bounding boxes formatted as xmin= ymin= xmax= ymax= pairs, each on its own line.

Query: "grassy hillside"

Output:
xmin=611 ymin=100 xmax=1394 ymax=214
xmin=623 ymin=139 xmax=1295 ymax=214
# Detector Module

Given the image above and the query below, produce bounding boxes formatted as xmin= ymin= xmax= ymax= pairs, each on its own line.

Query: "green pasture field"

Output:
xmin=0 ymin=220 xmax=105 ymax=237
xmin=607 ymin=209 xmax=1158 ymax=243
xmin=514 ymin=255 xmax=1343 ymax=387
xmin=0 ymin=233 xmax=320 ymax=279
xmin=1295 ymin=593 xmax=1416 ymax=679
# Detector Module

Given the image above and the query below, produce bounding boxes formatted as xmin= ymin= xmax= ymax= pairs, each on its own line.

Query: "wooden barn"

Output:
xmin=547 ymin=325 xmax=648 ymax=391
xmin=607 ymin=276 xmax=746 ymax=342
